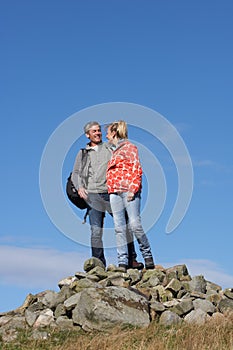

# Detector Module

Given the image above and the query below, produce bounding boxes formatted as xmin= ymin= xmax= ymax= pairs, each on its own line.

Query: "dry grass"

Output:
xmin=53 ymin=316 xmax=233 ymax=350
xmin=1 ymin=314 xmax=233 ymax=350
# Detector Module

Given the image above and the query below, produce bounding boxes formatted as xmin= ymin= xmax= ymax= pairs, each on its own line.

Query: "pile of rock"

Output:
xmin=0 ymin=258 xmax=233 ymax=342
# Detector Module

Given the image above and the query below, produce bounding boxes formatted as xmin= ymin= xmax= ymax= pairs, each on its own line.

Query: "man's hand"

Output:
xmin=78 ymin=187 xmax=88 ymax=200
xmin=127 ymin=191 xmax=134 ymax=202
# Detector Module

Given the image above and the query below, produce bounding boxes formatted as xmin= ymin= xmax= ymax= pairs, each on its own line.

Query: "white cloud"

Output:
xmin=193 ymin=160 xmax=216 ymax=167
xmin=1 ymin=246 xmax=232 ymax=292
xmin=0 ymin=245 xmax=87 ymax=290
xmin=162 ymin=259 xmax=233 ymax=289
xmin=193 ymin=160 xmax=232 ymax=174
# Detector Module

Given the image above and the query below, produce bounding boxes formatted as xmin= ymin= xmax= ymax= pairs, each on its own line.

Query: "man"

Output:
xmin=71 ymin=121 xmax=143 ymax=269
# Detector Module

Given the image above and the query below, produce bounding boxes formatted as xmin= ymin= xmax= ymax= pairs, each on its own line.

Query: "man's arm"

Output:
xmin=71 ymin=150 xmax=88 ymax=199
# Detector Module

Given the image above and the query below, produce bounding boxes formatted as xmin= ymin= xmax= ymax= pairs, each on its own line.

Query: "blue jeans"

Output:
xmin=110 ymin=191 xmax=153 ymax=266
xmin=87 ymin=192 xmax=137 ymax=267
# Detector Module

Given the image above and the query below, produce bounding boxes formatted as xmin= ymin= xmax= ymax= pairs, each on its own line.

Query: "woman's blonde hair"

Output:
xmin=109 ymin=120 xmax=128 ymax=139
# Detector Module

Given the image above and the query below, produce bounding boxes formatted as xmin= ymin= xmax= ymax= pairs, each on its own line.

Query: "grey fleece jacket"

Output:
xmin=71 ymin=142 xmax=112 ymax=193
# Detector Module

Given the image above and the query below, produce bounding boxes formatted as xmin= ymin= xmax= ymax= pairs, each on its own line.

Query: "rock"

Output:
xmin=70 ymin=277 xmax=101 ymax=293
xmin=56 ymin=316 xmax=75 ymax=329
xmin=184 ymin=309 xmax=210 ymax=325
xmin=223 ymin=288 xmax=233 ymax=300
xmin=74 ymin=272 xmax=88 ymax=279
xmin=127 ymin=269 xmax=142 ymax=285
xmin=170 ymin=299 xmax=194 ymax=316
xmin=164 ymin=268 xmax=178 ymax=282
xmin=72 ymin=286 xmax=150 ymax=331
xmin=56 ymin=285 xmax=75 ymax=304
xmin=159 ymin=311 xmax=182 ymax=326
xmin=136 ymin=286 xmax=152 ymax=300
xmin=189 ymin=275 xmax=207 ymax=294
xmin=218 ymin=297 xmax=233 ymax=313
xmin=176 ymin=288 xmax=188 ymax=299
xmin=181 ymin=281 xmax=192 ymax=293
xmin=193 ymin=299 xmax=216 ymax=314
xmin=106 ymin=276 xmax=127 ymax=287
xmin=0 ymin=315 xmax=26 ymax=343
xmin=166 ymin=265 xmax=189 ymax=280
xmin=206 ymin=293 xmax=222 ymax=305
xmin=0 ymin=328 xmax=19 ymax=343
xmin=137 ymin=275 xmax=160 ymax=288
xmin=58 ymin=276 xmax=78 ymax=289
xmin=83 ymin=257 xmax=105 ymax=272
xmin=190 ymin=291 xmax=206 ymax=299
xmin=14 ymin=293 xmax=36 ymax=314
xmin=64 ymin=293 xmax=82 ymax=311
xmin=150 ymin=301 xmax=166 ymax=312
xmin=0 ymin=315 xmax=12 ymax=326
xmin=31 ymin=330 xmax=49 ymax=340
xmin=153 ymin=285 xmax=173 ymax=302
xmin=2 ymin=316 xmax=26 ymax=330
xmin=54 ymin=303 xmax=67 ymax=319
xmin=148 ymin=275 xmax=161 ymax=287
xmin=163 ymin=300 xmax=179 ymax=308
xmin=165 ymin=278 xmax=182 ymax=294
xmin=25 ymin=309 xmax=38 ymax=327
xmin=87 ymin=266 xmax=108 ymax=280
xmin=106 ymin=264 xmax=118 ymax=272
xmin=206 ymin=281 xmax=222 ymax=293
xmin=86 ymin=274 xmax=100 ymax=282
xmin=27 ymin=301 xmax=45 ymax=313
xmin=0 ymin=258 xmax=232 ymax=342
xmin=33 ymin=309 xmax=54 ymax=328
xmin=140 ymin=270 xmax=165 ymax=286
xmin=41 ymin=290 xmax=59 ymax=309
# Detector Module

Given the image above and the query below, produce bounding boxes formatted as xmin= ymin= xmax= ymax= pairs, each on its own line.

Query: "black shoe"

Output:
xmin=128 ymin=260 xmax=144 ymax=270
xmin=118 ymin=264 xmax=127 ymax=272
xmin=145 ymin=258 xmax=155 ymax=270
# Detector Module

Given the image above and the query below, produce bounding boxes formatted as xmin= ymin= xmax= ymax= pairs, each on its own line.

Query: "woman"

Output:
xmin=106 ymin=120 xmax=155 ymax=271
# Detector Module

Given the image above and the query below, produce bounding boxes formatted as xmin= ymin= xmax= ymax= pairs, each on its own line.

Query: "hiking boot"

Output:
xmin=128 ymin=260 xmax=144 ymax=270
xmin=145 ymin=258 xmax=155 ymax=270
xmin=118 ymin=264 xmax=127 ymax=272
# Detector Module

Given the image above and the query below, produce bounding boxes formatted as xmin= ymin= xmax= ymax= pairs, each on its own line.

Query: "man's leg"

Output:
xmin=88 ymin=195 xmax=106 ymax=266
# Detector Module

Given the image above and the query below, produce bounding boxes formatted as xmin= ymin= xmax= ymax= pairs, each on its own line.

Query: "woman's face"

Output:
xmin=106 ymin=126 xmax=116 ymax=144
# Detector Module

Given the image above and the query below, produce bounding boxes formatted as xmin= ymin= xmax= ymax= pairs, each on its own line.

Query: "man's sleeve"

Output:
xmin=71 ymin=150 xmax=84 ymax=190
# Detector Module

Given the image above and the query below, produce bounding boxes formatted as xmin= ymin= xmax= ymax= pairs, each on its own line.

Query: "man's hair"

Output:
xmin=84 ymin=121 xmax=100 ymax=134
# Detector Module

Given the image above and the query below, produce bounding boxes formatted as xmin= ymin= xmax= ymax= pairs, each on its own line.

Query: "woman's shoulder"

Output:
xmin=124 ymin=140 xmax=137 ymax=150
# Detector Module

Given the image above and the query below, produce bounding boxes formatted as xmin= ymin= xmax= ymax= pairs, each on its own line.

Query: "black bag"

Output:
xmin=66 ymin=173 xmax=88 ymax=210
xmin=66 ymin=149 xmax=88 ymax=210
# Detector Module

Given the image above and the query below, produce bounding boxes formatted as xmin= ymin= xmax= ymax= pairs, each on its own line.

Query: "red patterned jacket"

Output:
xmin=106 ymin=140 xmax=142 ymax=194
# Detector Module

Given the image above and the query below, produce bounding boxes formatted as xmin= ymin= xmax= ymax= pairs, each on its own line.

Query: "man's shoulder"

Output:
xmin=99 ymin=142 xmax=111 ymax=151
xmin=80 ymin=142 xmax=111 ymax=155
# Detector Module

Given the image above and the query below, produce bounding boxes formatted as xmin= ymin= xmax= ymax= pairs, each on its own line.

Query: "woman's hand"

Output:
xmin=127 ymin=191 xmax=134 ymax=201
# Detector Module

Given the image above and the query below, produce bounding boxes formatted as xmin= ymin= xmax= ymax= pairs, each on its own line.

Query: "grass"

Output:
xmin=1 ymin=315 xmax=233 ymax=350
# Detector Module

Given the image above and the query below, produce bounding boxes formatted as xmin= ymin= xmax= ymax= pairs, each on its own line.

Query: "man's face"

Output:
xmin=86 ymin=124 xmax=102 ymax=145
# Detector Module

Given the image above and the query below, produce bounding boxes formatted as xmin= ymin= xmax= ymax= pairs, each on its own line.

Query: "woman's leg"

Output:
xmin=110 ymin=193 xmax=128 ymax=266
xmin=124 ymin=192 xmax=154 ymax=264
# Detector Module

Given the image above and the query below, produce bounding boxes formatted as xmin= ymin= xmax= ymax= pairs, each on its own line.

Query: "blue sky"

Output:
xmin=1 ymin=0 xmax=233 ymax=312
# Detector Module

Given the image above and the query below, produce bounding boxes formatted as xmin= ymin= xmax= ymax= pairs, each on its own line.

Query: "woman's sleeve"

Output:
xmin=128 ymin=145 xmax=142 ymax=193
